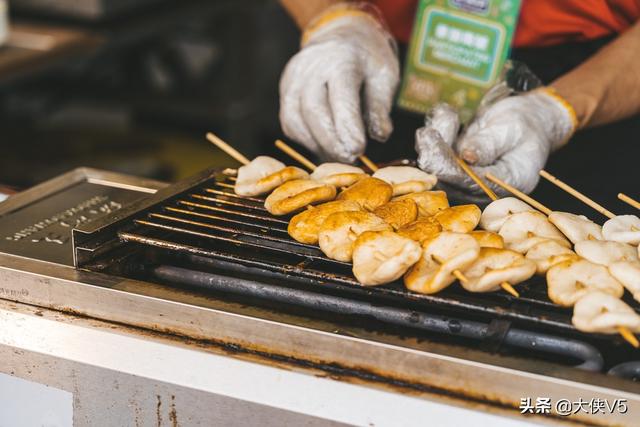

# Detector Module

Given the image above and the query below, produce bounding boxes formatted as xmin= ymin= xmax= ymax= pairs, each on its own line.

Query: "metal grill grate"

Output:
xmin=115 ymin=172 xmax=640 ymax=337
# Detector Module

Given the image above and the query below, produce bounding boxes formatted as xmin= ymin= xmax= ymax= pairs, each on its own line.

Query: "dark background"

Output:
xmin=0 ymin=0 xmax=299 ymax=186
xmin=0 ymin=0 xmax=637 ymax=220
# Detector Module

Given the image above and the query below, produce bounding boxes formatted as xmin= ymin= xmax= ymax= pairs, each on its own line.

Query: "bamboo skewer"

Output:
xmin=431 ymin=255 xmax=468 ymax=286
xmin=275 ymin=140 xmax=317 ymax=171
xmin=455 ymin=157 xmax=498 ymax=201
xmin=485 ymin=173 xmax=552 ymax=216
xmin=487 ymin=171 xmax=639 ymax=348
xmin=206 ymin=132 xmax=250 ymax=165
xmin=617 ymin=326 xmax=640 ymax=349
xmin=453 ymin=159 xmax=519 ymax=297
xmin=539 ymin=170 xmax=615 ymax=219
xmin=618 ymin=193 xmax=640 ymax=211
xmin=359 ymin=155 xmax=379 ymax=172
xmin=275 ymin=143 xmax=489 ymax=293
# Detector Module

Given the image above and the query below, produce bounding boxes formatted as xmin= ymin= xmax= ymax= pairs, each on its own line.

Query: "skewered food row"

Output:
xmin=233 ymin=154 xmax=640 ymax=339
xmin=481 ymin=196 xmax=640 ymax=336
xmin=207 ymin=133 xmax=640 ymax=344
xmin=252 ymin=157 xmax=538 ymax=297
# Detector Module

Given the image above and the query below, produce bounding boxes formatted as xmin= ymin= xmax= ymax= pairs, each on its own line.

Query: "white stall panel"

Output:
xmin=0 ymin=372 xmax=72 ymax=427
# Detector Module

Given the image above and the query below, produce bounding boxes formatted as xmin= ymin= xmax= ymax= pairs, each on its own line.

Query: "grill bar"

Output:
xmin=164 ymin=207 xmax=289 ymax=234
xmin=191 ymin=194 xmax=268 ymax=212
xmin=151 ymin=264 xmax=604 ymax=372
xmin=131 ymin=219 xmax=341 ymax=262
xmin=176 ymin=200 xmax=288 ymax=226
xmin=205 ymin=187 xmax=265 ymax=203
xmin=148 ymin=212 xmax=315 ymax=250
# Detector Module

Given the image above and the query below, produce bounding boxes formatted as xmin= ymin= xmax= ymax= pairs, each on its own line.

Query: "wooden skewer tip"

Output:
xmin=206 ymin=132 xmax=250 ymax=165
xmin=455 ymin=157 xmax=498 ymax=201
xmin=484 ymin=173 xmax=552 ymax=216
xmin=359 ymin=155 xmax=379 ymax=172
xmin=452 ymin=270 xmax=469 ymax=285
xmin=617 ymin=326 xmax=640 ymax=349
xmin=618 ymin=193 xmax=640 ymax=211
xmin=500 ymin=282 xmax=520 ymax=298
xmin=275 ymin=140 xmax=317 ymax=171
xmin=539 ymin=170 xmax=615 ymax=219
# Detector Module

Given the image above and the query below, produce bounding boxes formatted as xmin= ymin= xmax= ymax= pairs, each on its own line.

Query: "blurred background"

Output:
xmin=0 ymin=0 xmax=299 ymax=188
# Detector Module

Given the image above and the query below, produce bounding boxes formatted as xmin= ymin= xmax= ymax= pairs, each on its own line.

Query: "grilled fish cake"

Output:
xmin=288 ymin=200 xmax=362 ymax=244
xmin=336 ymin=177 xmax=393 ymax=211
xmin=265 ymin=179 xmax=336 ymax=216
xmin=393 ymin=191 xmax=449 ymax=217
xmin=318 ymin=211 xmax=392 ymax=262
xmin=373 ymin=199 xmax=418 ymax=230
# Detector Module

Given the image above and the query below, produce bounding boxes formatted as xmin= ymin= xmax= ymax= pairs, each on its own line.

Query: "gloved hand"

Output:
xmin=279 ymin=3 xmax=400 ymax=163
xmin=416 ymin=88 xmax=577 ymax=200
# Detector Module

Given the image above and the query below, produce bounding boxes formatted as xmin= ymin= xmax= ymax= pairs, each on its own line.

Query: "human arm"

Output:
xmin=552 ymin=21 xmax=640 ymax=129
xmin=417 ymin=23 xmax=640 ymax=199
xmin=279 ymin=0 xmax=344 ymax=29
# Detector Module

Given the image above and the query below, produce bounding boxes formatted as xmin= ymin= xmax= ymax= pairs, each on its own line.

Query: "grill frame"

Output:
xmin=73 ymin=168 xmax=640 ymax=371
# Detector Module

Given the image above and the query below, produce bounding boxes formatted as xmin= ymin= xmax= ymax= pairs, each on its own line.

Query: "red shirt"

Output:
xmin=371 ymin=0 xmax=640 ymax=47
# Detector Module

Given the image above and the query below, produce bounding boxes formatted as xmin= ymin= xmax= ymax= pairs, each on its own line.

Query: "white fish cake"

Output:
xmin=265 ymin=179 xmax=336 ymax=216
xmin=547 ymin=259 xmax=624 ymax=307
xmin=288 ymin=200 xmax=362 ymax=244
xmin=572 ymin=291 xmax=640 ymax=334
xmin=318 ymin=211 xmax=392 ymax=262
xmin=235 ymin=156 xmax=308 ymax=196
xmin=480 ymin=197 xmax=533 ymax=232
xmin=609 ymin=261 xmax=640 ymax=303
xmin=433 ymin=204 xmax=481 ymax=233
xmin=310 ymin=163 xmax=367 ymax=187
xmin=548 ymin=211 xmax=603 ymax=244
xmin=525 ymin=240 xmax=579 ymax=275
xmin=462 ymin=248 xmax=536 ymax=293
xmin=574 ymin=240 xmax=639 ymax=266
xmin=602 ymin=215 xmax=640 ymax=246
xmin=404 ymin=232 xmax=480 ymax=294
xmin=372 ymin=166 xmax=437 ymax=196
xmin=498 ymin=211 xmax=570 ymax=253
xmin=352 ymin=230 xmax=421 ymax=286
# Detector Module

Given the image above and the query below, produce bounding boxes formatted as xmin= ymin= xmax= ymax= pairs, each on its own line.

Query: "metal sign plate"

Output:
xmin=0 ymin=168 xmax=165 ymax=266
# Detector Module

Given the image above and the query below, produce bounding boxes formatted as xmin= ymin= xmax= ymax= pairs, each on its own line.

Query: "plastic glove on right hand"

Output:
xmin=416 ymin=89 xmax=577 ymax=200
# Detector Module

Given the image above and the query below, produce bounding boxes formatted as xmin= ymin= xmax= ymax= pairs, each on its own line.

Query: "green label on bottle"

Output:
xmin=397 ymin=0 xmax=521 ymax=122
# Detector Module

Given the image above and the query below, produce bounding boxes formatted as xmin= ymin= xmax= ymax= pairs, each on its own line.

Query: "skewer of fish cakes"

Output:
xmin=541 ymin=171 xmax=640 ymax=246
xmin=487 ymin=171 xmax=639 ymax=347
xmin=207 ymin=133 xmax=309 ymax=196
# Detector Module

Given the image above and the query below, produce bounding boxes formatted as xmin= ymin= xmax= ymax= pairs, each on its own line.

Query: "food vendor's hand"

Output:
xmin=416 ymin=89 xmax=577 ymax=199
xmin=279 ymin=3 xmax=399 ymax=163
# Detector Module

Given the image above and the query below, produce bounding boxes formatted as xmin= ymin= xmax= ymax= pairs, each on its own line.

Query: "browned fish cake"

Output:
xmin=322 ymin=173 xmax=367 ymax=188
xmin=336 ymin=177 xmax=393 ymax=211
xmin=255 ymin=166 xmax=309 ymax=193
xmin=393 ymin=191 xmax=449 ymax=217
xmin=397 ymin=217 xmax=442 ymax=244
xmin=318 ymin=211 xmax=392 ymax=261
xmin=373 ymin=199 xmax=418 ymax=230
xmin=434 ymin=204 xmax=481 ymax=233
xmin=469 ymin=230 xmax=504 ymax=249
xmin=265 ymin=179 xmax=336 ymax=216
xmin=288 ymin=200 xmax=362 ymax=244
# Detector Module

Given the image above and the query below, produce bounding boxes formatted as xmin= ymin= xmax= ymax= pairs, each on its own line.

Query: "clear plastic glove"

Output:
xmin=279 ymin=3 xmax=399 ymax=163
xmin=416 ymin=89 xmax=577 ymax=200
